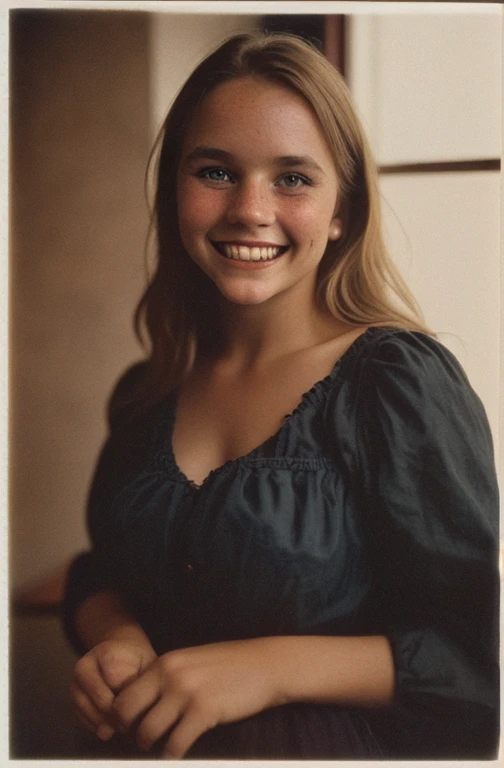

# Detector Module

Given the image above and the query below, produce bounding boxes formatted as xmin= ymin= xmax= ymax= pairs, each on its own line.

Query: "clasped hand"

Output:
xmin=72 ymin=637 xmax=285 ymax=758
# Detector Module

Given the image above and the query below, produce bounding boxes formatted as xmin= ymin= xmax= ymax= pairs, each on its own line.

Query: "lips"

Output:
xmin=212 ymin=242 xmax=288 ymax=262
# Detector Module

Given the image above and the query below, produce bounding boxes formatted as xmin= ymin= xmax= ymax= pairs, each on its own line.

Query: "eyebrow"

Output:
xmin=182 ymin=146 xmax=326 ymax=175
xmin=275 ymin=155 xmax=326 ymax=175
xmin=183 ymin=147 xmax=234 ymax=164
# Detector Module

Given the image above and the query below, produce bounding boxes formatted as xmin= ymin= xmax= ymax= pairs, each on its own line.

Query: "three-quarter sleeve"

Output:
xmin=355 ymin=330 xmax=499 ymax=758
xmin=61 ymin=362 xmax=148 ymax=655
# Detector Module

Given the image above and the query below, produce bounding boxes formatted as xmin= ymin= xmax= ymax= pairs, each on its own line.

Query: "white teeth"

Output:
xmin=220 ymin=244 xmax=283 ymax=261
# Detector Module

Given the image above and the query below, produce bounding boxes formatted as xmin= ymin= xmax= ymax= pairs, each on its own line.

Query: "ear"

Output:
xmin=328 ymin=216 xmax=342 ymax=241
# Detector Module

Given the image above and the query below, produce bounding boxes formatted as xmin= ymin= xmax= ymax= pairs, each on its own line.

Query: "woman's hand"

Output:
xmin=70 ymin=590 xmax=158 ymax=740
xmin=71 ymin=639 xmax=157 ymax=741
xmin=111 ymin=637 xmax=286 ymax=758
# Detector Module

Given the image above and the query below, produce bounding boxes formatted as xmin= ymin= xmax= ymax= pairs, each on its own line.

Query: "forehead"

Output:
xmin=182 ymin=76 xmax=334 ymax=165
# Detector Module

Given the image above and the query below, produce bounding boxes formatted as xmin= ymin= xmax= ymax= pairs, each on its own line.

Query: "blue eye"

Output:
xmin=279 ymin=173 xmax=310 ymax=189
xmin=200 ymin=168 xmax=232 ymax=183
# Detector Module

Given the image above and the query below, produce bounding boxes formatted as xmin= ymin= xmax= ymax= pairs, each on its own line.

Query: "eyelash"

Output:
xmin=278 ymin=173 xmax=312 ymax=189
xmin=198 ymin=167 xmax=234 ymax=183
xmin=196 ymin=167 xmax=313 ymax=190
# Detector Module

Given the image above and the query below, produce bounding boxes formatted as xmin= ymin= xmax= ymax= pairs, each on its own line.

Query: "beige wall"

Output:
xmin=348 ymin=13 xmax=501 ymax=164
xmin=10 ymin=11 xmax=150 ymax=590
xmin=149 ymin=13 xmax=260 ymax=140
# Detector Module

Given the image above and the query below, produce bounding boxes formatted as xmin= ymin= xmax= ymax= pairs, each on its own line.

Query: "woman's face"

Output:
xmin=176 ymin=76 xmax=342 ymax=308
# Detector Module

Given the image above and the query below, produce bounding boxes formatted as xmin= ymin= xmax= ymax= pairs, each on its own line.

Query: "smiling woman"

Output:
xmin=62 ymin=33 xmax=499 ymax=760
xmin=176 ymin=76 xmax=342 ymax=305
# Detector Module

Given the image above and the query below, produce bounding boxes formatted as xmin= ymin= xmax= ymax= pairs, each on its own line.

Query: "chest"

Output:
xmin=173 ymin=350 xmax=340 ymax=484
xmin=172 ymin=358 xmax=330 ymax=486
xmin=171 ymin=329 xmax=366 ymax=486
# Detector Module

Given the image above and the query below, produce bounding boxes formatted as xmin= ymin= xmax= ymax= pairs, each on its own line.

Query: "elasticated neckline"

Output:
xmin=167 ymin=327 xmax=380 ymax=489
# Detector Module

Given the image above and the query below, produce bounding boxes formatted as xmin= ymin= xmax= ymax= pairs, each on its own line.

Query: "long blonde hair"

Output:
xmin=133 ymin=33 xmax=429 ymax=407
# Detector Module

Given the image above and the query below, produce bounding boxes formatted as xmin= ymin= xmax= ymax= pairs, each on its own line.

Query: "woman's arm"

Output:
xmin=74 ymin=589 xmax=156 ymax=656
xmin=62 ymin=364 xmax=149 ymax=655
xmin=268 ymin=633 xmax=394 ymax=706
xmin=110 ymin=632 xmax=394 ymax=757
xmin=64 ymin=365 xmax=157 ymax=739
xmin=352 ymin=331 xmax=500 ymax=757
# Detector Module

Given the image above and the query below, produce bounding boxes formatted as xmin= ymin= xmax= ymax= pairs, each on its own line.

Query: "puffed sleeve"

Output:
xmin=355 ymin=331 xmax=499 ymax=758
xmin=61 ymin=362 xmax=148 ymax=655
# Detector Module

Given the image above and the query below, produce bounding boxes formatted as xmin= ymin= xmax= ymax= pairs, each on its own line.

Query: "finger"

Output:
xmin=74 ymin=708 xmax=116 ymax=742
xmin=135 ymin=699 xmax=182 ymax=752
xmin=161 ymin=705 xmax=211 ymax=759
xmin=97 ymin=648 xmax=144 ymax=694
xmin=75 ymin=707 xmax=99 ymax=735
xmin=74 ymin=656 xmax=115 ymax=714
xmin=71 ymin=681 xmax=107 ymax=729
xmin=96 ymin=722 xmax=116 ymax=741
xmin=112 ymin=668 xmax=161 ymax=732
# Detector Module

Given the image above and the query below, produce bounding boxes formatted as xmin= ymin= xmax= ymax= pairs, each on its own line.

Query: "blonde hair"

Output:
xmin=133 ymin=33 xmax=430 ymax=406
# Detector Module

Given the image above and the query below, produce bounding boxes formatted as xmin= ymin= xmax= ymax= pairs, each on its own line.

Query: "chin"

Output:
xmin=216 ymin=281 xmax=276 ymax=306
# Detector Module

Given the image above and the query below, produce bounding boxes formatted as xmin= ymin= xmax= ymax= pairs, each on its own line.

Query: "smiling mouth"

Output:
xmin=212 ymin=242 xmax=289 ymax=262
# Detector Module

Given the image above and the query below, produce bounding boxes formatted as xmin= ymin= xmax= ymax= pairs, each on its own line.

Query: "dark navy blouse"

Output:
xmin=63 ymin=327 xmax=499 ymax=758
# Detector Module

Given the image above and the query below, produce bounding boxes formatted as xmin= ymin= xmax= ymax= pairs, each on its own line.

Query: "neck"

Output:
xmin=202 ymin=286 xmax=347 ymax=368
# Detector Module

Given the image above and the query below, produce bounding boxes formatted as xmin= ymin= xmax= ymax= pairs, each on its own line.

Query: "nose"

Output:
xmin=226 ymin=179 xmax=276 ymax=227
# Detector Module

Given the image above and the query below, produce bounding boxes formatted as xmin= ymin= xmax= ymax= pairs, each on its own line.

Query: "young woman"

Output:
xmin=63 ymin=33 xmax=499 ymax=759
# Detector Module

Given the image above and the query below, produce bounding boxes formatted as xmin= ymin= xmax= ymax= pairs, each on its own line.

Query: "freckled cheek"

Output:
xmin=177 ymin=185 xmax=224 ymax=236
xmin=284 ymin=202 xmax=336 ymax=246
